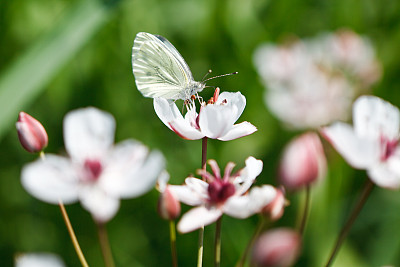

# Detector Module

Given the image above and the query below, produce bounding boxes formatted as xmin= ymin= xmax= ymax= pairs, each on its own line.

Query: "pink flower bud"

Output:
xmin=261 ymin=187 xmax=286 ymax=221
xmin=158 ymin=186 xmax=181 ymax=220
xmin=252 ymin=228 xmax=301 ymax=267
xmin=279 ymin=132 xmax=326 ymax=190
xmin=16 ymin=112 xmax=48 ymax=153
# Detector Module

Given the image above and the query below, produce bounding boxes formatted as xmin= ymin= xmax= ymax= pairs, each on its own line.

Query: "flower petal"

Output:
xmin=16 ymin=253 xmax=65 ymax=267
xmin=235 ymin=157 xmax=263 ymax=195
xmin=169 ymin=177 xmax=209 ymax=206
xmin=21 ymin=155 xmax=79 ymax=204
xmin=353 ymin=95 xmax=400 ymax=140
xmin=368 ymin=157 xmax=400 ymax=189
xmin=153 ymin=98 xmax=183 ymax=130
xmin=216 ymin=92 xmax=246 ymax=123
xmin=224 ymin=185 xmax=276 ymax=218
xmin=198 ymin=104 xmax=237 ymax=139
xmin=64 ymin=107 xmax=115 ymax=162
xmin=218 ymin=122 xmax=257 ymax=141
xmin=169 ymin=120 xmax=205 ymax=140
xmin=79 ymin=184 xmax=120 ymax=222
xmin=321 ymin=122 xmax=378 ymax=169
xmin=101 ymin=140 xmax=165 ymax=198
xmin=177 ymin=206 xmax=222 ymax=233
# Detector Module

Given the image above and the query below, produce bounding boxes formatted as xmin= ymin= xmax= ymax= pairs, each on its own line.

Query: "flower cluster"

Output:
xmin=253 ymin=29 xmax=381 ymax=129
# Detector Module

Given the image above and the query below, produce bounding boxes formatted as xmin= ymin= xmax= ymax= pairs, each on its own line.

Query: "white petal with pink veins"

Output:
xmin=218 ymin=122 xmax=257 ymax=141
xmin=64 ymin=107 xmax=115 ymax=163
xmin=322 ymin=122 xmax=378 ymax=169
xmin=353 ymin=96 xmax=400 ymax=140
xmin=177 ymin=206 xmax=222 ymax=233
xmin=21 ymin=155 xmax=80 ymax=204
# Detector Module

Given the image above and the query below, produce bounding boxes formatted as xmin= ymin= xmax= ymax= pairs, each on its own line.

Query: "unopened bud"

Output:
xmin=261 ymin=187 xmax=286 ymax=221
xmin=16 ymin=112 xmax=48 ymax=153
xmin=252 ymin=228 xmax=301 ymax=267
xmin=279 ymin=132 xmax=326 ymax=190
xmin=158 ymin=186 xmax=181 ymax=220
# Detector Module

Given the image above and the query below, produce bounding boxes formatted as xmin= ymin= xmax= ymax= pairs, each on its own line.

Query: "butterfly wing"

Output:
xmin=132 ymin=32 xmax=194 ymax=100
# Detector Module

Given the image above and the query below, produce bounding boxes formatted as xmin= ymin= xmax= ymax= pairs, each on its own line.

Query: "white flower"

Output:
xmin=253 ymin=30 xmax=381 ymax=129
xmin=169 ymin=157 xmax=277 ymax=233
xmin=153 ymin=89 xmax=257 ymax=140
xmin=322 ymin=95 xmax=400 ymax=189
xmin=15 ymin=253 xmax=65 ymax=267
xmin=22 ymin=107 xmax=165 ymax=222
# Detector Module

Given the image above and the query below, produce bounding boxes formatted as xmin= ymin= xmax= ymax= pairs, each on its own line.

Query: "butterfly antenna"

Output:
xmin=203 ymin=72 xmax=238 ymax=82
xmin=201 ymin=69 xmax=213 ymax=82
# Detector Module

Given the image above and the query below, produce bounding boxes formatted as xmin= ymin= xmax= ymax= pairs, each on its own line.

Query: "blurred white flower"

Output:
xmin=253 ymin=29 xmax=381 ymax=129
xmin=169 ymin=157 xmax=276 ymax=233
xmin=154 ymin=88 xmax=257 ymax=140
xmin=15 ymin=253 xmax=65 ymax=267
xmin=22 ymin=107 xmax=165 ymax=222
xmin=322 ymin=95 xmax=400 ymax=189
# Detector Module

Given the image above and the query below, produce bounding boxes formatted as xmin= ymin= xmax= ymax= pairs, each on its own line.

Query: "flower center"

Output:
xmin=208 ymin=180 xmax=236 ymax=205
xmin=380 ymin=136 xmax=398 ymax=161
xmin=83 ymin=159 xmax=103 ymax=182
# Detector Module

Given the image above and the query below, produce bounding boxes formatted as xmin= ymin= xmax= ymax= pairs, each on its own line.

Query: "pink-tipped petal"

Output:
xmin=169 ymin=120 xmax=205 ymax=140
xmin=153 ymin=98 xmax=183 ymax=130
xmin=218 ymin=122 xmax=257 ymax=141
xmin=177 ymin=206 xmax=222 ymax=233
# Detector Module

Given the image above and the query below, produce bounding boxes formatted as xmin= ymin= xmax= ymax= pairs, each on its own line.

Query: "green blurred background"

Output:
xmin=1 ymin=0 xmax=400 ymax=266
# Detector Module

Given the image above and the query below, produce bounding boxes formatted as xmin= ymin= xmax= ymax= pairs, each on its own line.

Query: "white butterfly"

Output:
xmin=132 ymin=32 xmax=205 ymax=101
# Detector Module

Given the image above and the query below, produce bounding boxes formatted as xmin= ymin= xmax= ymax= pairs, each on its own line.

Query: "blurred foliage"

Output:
xmin=1 ymin=0 xmax=400 ymax=266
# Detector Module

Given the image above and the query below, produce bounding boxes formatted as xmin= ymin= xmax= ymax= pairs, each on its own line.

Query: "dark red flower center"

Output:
xmin=84 ymin=159 xmax=103 ymax=182
xmin=208 ymin=180 xmax=235 ymax=205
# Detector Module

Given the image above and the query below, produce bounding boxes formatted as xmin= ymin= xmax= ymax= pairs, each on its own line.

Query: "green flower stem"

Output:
xmin=299 ymin=185 xmax=311 ymax=236
xmin=169 ymin=220 xmax=178 ymax=267
xmin=59 ymin=201 xmax=89 ymax=267
xmin=214 ymin=217 xmax=223 ymax=267
xmin=97 ymin=222 xmax=116 ymax=267
xmin=325 ymin=179 xmax=375 ymax=267
xmin=236 ymin=216 xmax=267 ymax=267
xmin=197 ymin=137 xmax=208 ymax=267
